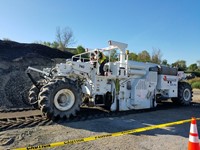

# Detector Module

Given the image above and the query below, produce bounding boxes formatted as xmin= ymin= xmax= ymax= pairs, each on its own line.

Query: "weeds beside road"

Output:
xmin=187 ymin=77 xmax=200 ymax=89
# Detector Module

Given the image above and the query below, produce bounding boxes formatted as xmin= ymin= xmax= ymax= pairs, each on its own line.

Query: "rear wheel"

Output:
xmin=38 ymin=78 xmax=81 ymax=119
xmin=171 ymin=82 xmax=193 ymax=105
xmin=28 ymin=80 xmax=45 ymax=109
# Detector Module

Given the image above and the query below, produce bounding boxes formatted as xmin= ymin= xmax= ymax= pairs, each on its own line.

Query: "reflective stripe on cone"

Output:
xmin=188 ymin=117 xmax=200 ymax=150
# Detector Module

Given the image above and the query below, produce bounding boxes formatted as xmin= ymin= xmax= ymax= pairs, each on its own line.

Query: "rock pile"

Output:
xmin=0 ymin=40 xmax=73 ymax=109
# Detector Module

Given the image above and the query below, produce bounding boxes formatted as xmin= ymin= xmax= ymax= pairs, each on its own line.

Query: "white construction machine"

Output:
xmin=26 ymin=40 xmax=193 ymax=119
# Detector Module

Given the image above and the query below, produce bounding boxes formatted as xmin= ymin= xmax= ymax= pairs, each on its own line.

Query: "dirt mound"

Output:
xmin=0 ymin=40 xmax=73 ymax=109
xmin=0 ymin=40 xmax=73 ymax=60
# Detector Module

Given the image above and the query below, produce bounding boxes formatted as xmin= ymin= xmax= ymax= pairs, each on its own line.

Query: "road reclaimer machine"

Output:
xmin=26 ymin=40 xmax=193 ymax=119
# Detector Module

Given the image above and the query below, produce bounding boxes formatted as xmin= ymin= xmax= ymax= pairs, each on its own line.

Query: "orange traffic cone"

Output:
xmin=188 ymin=117 xmax=200 ymax=150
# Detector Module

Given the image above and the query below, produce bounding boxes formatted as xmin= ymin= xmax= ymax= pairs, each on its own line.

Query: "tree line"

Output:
xmin=37 ymin=27 xmax=200 ymax=72
xmin=2 ymin=26 xmax=199 ymax=72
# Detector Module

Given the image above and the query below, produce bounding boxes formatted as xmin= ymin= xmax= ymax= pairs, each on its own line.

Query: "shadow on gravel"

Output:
xmin=57 ymin=102 xmax=200 ymax=139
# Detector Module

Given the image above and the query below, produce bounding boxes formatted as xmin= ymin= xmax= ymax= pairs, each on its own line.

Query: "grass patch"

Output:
xmin=191 ymin=82 xmax=200 ymax=89
xmin=187 ymin=77 xmax=200 ymax=84
xmin=187 ymin=77 xmax=200 ymax=89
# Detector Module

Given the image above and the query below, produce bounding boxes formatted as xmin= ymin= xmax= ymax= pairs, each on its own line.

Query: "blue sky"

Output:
xmin=0 ymin=0 xmax=200 ymax=66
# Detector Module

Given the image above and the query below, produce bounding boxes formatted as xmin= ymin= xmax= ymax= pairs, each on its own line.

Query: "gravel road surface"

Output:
xmin=1 ymin=89 xmax=200 ymax=150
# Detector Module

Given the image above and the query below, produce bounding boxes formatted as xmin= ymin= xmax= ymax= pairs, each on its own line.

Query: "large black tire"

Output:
xmin=38 ymin=78 xmax=81 ymax=119
xmin=28 ymin=80 xmax=45 ymax=109
xmin=171 ymin=82 xmax=193 ymax=105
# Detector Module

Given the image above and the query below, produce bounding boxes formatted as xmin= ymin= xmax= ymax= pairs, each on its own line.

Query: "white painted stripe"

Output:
xmin=190 ymin=124 xmax=198 ymax=134
xmin=189 ymin=135 xmax=199 ymax=143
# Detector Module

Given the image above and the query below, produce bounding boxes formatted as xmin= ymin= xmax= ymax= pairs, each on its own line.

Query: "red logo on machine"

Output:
xmin=163 ymin=75 xmax=167 ymax=81
xmin=163 ymin=75 xmax=176 ymax=82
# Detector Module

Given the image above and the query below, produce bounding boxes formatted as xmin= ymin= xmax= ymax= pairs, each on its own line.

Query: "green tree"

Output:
xmin=137 ymin=50 xmax=151 ymax=62
xmin=110 ymin=49 xmax=119 ymax=62
xmin=151 ymin=48 xmax=162 ymax=64
xmin=128 ymin=52 xmax=138 ymax=61
xmin=51 ymin=41 xmax=59 ymax=49
xmin=188 ymin=63 xmax=198 ymax=71
xmin=2 ymin=38 xmax=11 ymax=41
xmin=172 ymin=60 xmax=187 ymax=71
xmin=38 ymin=41 xmax=52 ymax=48
xmin=46 ymin=42 xmax=51 ymax=47
xmin=161 ymin=59 xmax=169 ymax=66
xmin=197 ymin=60 xmax=200 ymax=70
xmin=77 ymin=45 xmax=85 ymax=54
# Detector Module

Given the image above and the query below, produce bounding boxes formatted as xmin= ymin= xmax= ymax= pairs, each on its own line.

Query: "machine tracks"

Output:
xmin=1 ymin=102 xmax=199 ymax=132
xmin=0 ymin=108 xmax=51 ymax=131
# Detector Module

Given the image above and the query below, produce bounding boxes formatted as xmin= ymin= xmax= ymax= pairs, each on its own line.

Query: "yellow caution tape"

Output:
xmin=12 ymin=117 xmax=200 ymax=150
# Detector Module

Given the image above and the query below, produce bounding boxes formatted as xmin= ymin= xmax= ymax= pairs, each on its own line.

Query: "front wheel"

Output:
xmin=171 ymin=82 xmax=193 ymax=105
xmin=38 ymin=78 xmax=81 ymax=119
